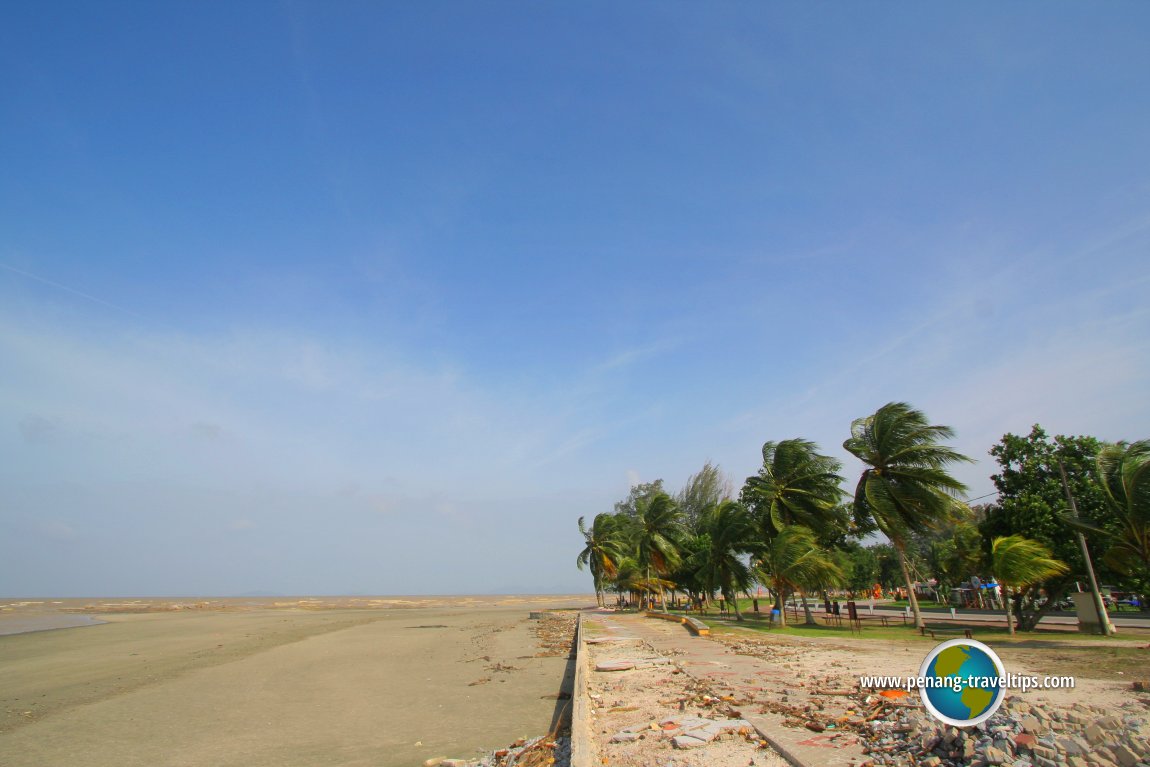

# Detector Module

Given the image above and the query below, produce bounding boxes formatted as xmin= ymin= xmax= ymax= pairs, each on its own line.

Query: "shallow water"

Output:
xmin=0 ymin=613 xmax=106 ymax=636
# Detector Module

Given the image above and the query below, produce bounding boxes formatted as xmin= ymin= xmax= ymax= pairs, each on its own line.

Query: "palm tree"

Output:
xmin=694 ymin=500 xmax=756 ymax=620
xmin=631 ymin=492 xmax=684 ymax=610
xmin=577 ymin=513 xmax=628 ymax=607
xmin=754 ymin=525 xmax=843 ymax=628
xmin=1093 ymin=440 xmax=1150 ymax=577
xmin=844 ymin=402 xmax=972 ymax=629
xmin=741 ymin=438 xmax=846 ymax=623
xmin=991 ymin=535 xmax=1069 ymax=635
xmin=742 ymin=439 xmax=846 ymax=535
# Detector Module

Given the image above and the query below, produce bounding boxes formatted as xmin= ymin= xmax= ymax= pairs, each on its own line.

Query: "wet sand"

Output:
xmin=0 ymin=596 xmax=590 ymax=767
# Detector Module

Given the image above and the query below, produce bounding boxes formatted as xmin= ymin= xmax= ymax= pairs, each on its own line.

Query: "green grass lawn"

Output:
xmin=692 ymin=611 xmax=1150 ymax=644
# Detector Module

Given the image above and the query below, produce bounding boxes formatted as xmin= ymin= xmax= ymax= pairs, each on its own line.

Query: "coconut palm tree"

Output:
xmin=576 ymin=513 xmax=628 ymax=607
xmin=1093 ymin=440 xmax=1150 ymax=577
xmin=741 ymin=438 xmax=847 ymax=623
xmin=631 ymin=492 xmax=683 ymax=609
xmin=741 ymin=439 xmax=846 ymax=535
xmin=991 ymin=535 xmax=1069 ymax=635
xmin=754 ymin=525 xmax=843 ymax=628
xmin=694 ymin=500 xmax=757 ymax=620
xmin=844 ymin=402 xmax=972 ymax=629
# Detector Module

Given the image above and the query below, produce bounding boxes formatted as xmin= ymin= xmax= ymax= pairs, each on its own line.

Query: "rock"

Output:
xmin=1111 ymin=744 xmax=1139 ymax=767
xmin=1020 ymin=716 xmax=1043 ymax=734
xmin=1059 ymin=737 xmax=1085 ymax=755
xmin=423 ymin=760 xmax=447 ymax=767
xmin=1014 ymin=734 xmax=1037 ymax=750
xmin=609 ymin=731 xmax=640 ymax=743
xmin=672 ymin=734 xmax=708 ymax=749
xmin=986 ymin=746 xmax=1009 ymax=765
xmin=1087 ymin=724 xmax=1109 ymax=744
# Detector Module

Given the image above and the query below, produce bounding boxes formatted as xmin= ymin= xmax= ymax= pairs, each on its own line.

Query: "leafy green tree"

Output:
xmin=631 ymin=492 xmax=683 ymax=609
xmin=753 ymin=525 xmax=843 ymax=628
xmin=991 ymin=535 xmax=1070 ymax=635
xmin=839 ymin=542 xmax=880 ymax=597
xmin=676 ymin=461 xmax=733 ymax=533
xmin=927 ymin=519 xmax=985 ymax=603
xmin=870 ymin=544 xmax=905 ymax=591
xmin=694 ymin=500 xmax=756 ymax=620
xmin=670 ymin=533 xmax=711 ymax=606
xmin=844 ymin=402 xmax=971 ymax=628
xmin=577 ymin=513 xmax=628 ymax=607
xmin=614 ymin=480 xmax=666 ymax=518
xmin=979 ymin=426 xmax=1120 ymax=629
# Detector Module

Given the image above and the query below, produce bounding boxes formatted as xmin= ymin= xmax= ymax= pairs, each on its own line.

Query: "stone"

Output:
xmin=609 ymin=731 xmax=640 ymax=743
xmin=1014 ymin=734 xmax=1038 ymax=749
xmin=671 ymin=734 xmax=708 ymax=749
xmin=1111 ymin=745 xmax=1139 ymax=767
xmin=1067 ymin=757 xmax=1089 ymax=767
xmin=987 ymin=746 xmax=1009 ymax=765
xmin=1021 ymin=716 xmax=1044 ymax=734
xmin=1059 ymin=737 xmax=1085 ymax=756
xmin=995 ymin=737 xmax=1016 ymax=755
xmin=1087 ymin=724 xmax=1109 ymax=745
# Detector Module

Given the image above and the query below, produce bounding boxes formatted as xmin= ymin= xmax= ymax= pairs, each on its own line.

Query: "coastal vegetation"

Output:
xmin=576 ymin=403 xmax=1149 ymax=632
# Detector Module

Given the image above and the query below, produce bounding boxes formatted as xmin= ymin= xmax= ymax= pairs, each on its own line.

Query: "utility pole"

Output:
xmin=1058 ymin=460 xmax=1115 ymax=636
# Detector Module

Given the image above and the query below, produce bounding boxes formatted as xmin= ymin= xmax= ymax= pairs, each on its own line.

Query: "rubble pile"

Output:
xmin=530 ymin=612 xmax=577 ymax=658
xmin=586 ymin=632 xmax=786 ymax=766
xmin=858 ymin=699 xmax=1150 ymax=767
xmin=421 ymin=735 xmax=571 ymax=767
xmin=716 ymin=633 xmax=1150 ymax=767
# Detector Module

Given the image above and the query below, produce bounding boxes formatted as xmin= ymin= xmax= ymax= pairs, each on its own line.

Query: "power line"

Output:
xmin=963 ymin=491 xmax=999 ymax=504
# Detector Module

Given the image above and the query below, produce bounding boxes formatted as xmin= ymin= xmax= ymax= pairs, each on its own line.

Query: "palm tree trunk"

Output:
xmin=727 ymin=589 xmax=745 ymax=621
xmin=799 ymin=588 xmax=817 ymax=625
xmin=1004 ymin=586 xmax=1015 ymax=635
xmin=895 ymin=542 xmax=925 ymax=629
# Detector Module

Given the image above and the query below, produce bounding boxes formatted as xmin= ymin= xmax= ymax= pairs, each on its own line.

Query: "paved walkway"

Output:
xmin=584 ymin=610 xmax=867 ymax=767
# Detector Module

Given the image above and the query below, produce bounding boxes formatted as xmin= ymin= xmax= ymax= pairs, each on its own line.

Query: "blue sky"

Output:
xmin=2 ymin=3 xmax=1148 ymax=596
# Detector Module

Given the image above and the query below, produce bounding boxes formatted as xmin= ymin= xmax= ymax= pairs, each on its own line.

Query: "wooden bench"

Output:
xmin=920 ymin=625 xmax=974 ymax=640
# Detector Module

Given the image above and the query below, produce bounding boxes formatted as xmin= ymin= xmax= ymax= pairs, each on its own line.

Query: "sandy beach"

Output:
xmin=0 ymin=596 xmax=589 ymax=767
